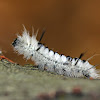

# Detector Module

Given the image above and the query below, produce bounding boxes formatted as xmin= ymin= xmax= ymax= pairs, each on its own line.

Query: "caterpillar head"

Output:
xmin=12 ymin=27 xmax=39 ymax=59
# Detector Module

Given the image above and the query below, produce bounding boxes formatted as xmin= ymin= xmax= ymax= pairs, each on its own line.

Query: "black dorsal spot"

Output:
xmin=45 ymin=46 xmax=48 ymax=48
xmin=38 ymin=42 xmax=42 ymax=45
xmin=61 ymin=54 xmax=64 ymax=56
xmin=54 ymin=52 xmax=58 ymax=54
xmin=74 ymin=57 xmax=78 ymax=61
xmin=82 ymin=60 xmax=86 ymax=63
xmin=66 ymin=56 xmax=70 ymax=58
xmin=66 ymin=56 xmax=70 ymax=61
xmin=68 ymin=57 xmax=72 ymax=61
xmin=37 ymin=43 xmax=44 ymax=51
xmin=49 ymin=49 xmax=52 ymax=52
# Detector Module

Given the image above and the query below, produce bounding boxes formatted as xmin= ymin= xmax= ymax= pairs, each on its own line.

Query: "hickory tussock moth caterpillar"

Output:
xmin=12 ymin=26 xmax=100 ymax=79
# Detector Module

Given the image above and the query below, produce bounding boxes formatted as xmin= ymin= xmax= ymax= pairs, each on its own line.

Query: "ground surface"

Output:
xmin=0 ymin=59 xmax=100 ymax=100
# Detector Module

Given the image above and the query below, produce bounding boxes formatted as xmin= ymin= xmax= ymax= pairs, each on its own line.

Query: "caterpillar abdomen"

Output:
xmin=12 ymin=26 xmax=100 ymax=79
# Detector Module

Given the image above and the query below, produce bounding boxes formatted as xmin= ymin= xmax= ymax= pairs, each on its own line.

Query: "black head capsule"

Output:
xmin=12 ymin=38 xmax=18 ymax=47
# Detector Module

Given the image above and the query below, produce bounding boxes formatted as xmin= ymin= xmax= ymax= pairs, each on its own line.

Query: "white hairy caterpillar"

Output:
xmin=12 ymin=26 xmax=100 ymax=79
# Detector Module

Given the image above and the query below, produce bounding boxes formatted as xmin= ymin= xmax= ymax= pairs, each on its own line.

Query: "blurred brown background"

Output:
xmin=0 ymin=0 xmax=100 ymax=67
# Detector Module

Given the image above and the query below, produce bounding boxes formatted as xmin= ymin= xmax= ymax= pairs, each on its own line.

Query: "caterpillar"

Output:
xmin=12 ymin=26 xmax=100 ymax=79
